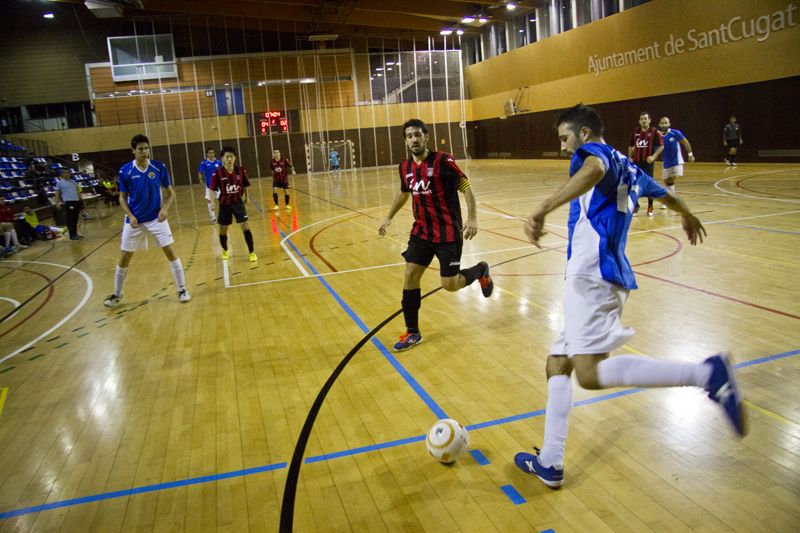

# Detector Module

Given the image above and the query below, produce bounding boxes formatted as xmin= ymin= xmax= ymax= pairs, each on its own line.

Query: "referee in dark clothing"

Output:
xmin=628 ymin=111 xmax=664 ymax=216
xmin=55 ymin=168 xmax=83 ymax=240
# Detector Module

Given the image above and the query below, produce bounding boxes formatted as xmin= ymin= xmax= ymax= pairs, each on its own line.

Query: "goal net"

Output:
xmin=305 ymin=140 xmax=355 ymax=174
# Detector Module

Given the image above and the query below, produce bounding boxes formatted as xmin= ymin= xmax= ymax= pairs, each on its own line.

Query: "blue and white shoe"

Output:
xmin=514 ymin=447 xmax=564 ymax=489
xmin=704 ymin=353 xmax=747 ymax=437
xmin=393 ymin=331 xmax=422 ymax=351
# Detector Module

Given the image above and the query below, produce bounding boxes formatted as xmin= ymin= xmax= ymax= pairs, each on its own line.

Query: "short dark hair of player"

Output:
xmin=402 ymin=118 xmax=428 ymax=134
xmin=639 ymin=111 xmax=650 ymax=119
xmin=558 ymin=104 xmax=604 ymax=137
xmin=206 ymin=147 xmax=216 ymax=154
xmin=131 ymin=134 xmax=149 ymax=149
xmin=220 ymin=146 xmax=237 ymax=158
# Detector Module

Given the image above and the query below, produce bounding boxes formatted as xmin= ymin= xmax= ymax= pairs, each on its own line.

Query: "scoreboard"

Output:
xmin=259 ymin=111 xmax=289 ymax=134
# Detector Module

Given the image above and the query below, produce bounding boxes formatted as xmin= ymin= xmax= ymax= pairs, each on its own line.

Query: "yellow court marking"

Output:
xmin=743 ymin=399 xmax=798 ymax=426
xmin=0 ymin=387 xmax=8 ymax=419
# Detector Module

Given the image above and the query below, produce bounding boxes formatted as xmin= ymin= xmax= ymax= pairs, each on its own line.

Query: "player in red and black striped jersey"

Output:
xmin=210 ymin=146 xmax=256 ymax=262
xmin=270 ymin=149 xmax=295 ymax=211
xmin=379 ymin=118 xmax=494 ymax=352
xmin=627 ymin=111 xmax=664 ymax=216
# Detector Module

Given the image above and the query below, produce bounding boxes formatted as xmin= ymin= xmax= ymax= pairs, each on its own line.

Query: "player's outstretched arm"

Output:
xmin=662 ymin=192 xmax=706 ymax=245
xmin=379 ymin=191 xmax=410 ymax=236
xmin=681 ymin=138 xmax=695 ymax=162
xmin=462 ymin=187 xmax=478 ymax=240
xmin=525 ymin=156 xmax=605 ymax=247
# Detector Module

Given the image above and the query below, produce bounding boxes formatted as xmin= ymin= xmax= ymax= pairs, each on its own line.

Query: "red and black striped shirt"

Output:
xmin=628 ymin=127 xmax=663 ymax=162
xmin=271 ymin=157 xmax=292 ymax=185
xmin=210 ymin=165 xmax=250 ymax=205
xmin=399 ymin=151 xmax=466 ymax=243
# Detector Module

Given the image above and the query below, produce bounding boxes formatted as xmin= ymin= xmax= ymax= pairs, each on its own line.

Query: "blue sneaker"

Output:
xmin=704 ymin=353 xmax=747 ymax=437
xmin=393 ymin=331 xmax=422 ymax=351
xmin=514 ymin=447 xmax=564 ymax=489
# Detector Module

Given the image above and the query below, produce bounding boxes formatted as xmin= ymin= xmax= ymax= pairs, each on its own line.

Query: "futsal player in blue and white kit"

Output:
xmin=104 ymin=134 xmax=191 ymax=307
xmin=198 ymin=147 xmax=221 ymax=224
xmin=514 ymin=105 xmax=745 ymax=489
xmin=657 ymin=116 xmax=695 ymax=209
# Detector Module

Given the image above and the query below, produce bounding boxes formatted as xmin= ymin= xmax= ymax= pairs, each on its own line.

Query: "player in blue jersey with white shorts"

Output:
xmin=514 ymin=105 xmax=745 ymax=489
xmin=104 ymin=134 xmax=191 ymax=307
xmin=329 ymin=149 xmax=340 ymax=175
xmin=198 ymin=147 xmax=221 ymax=224
xmin=657 ymin=116 xmax=695 ymax=209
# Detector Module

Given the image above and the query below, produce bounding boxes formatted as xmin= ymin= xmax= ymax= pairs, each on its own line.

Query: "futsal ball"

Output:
xmin=425 ymin=418 xmax=469 ymax=464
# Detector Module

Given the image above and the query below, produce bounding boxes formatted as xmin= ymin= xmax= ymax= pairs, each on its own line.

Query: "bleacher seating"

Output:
xmin=0 ymin=148 xmax=100 ymax=206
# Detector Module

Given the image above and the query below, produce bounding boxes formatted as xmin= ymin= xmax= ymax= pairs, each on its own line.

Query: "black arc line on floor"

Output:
xmin=278 ymin=249 xmax=547 ymax=532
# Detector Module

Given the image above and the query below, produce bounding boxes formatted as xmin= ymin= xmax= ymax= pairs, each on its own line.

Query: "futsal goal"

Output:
xmin=305 ymin=139 xmax=356 ymax=174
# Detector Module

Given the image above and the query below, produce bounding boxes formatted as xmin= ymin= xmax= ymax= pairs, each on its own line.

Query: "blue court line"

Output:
xmin=469 ymin=449 xmax=491 ymax=466
xmin=0 ymin=462 xmax=287 ymax=520
xmin=280 ymin=231 xmax=448 ymax=419
xmin=500 ymin=484 xmax=526 ymax=505
xmin=721 ymin=223 xmax=800 ymax=236
xmin=2 ymin=347 xmax=797 ymax=520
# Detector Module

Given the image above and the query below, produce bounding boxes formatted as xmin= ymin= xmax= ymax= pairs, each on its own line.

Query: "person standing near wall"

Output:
xmin=270 ymin=149 xmax=295 ymax=211
xmin=54 ymin=168 xmax=83 ymax=240
xmin=723 ymin=115 xmax=743 ymax=166
xmin=627 ymin=111 xmax=663 ymax=216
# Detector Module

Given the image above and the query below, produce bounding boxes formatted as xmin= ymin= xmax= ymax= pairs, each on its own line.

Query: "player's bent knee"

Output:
xmin=440 ymin=276 xmax=461 ymax=292
xmin=546 ymin=355 xmax=572 ymax=379
xmin=572 ymin=354 xmax=607 ymax=389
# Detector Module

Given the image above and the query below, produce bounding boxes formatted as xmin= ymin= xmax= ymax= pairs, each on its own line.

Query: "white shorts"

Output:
xmin=663 ymin=165 xmax=683 ymax=180
xmin=550 ymin=275 xmax=634 ymax=356
xmin=120 ymin=218 xmax=174 ymax=252
xmin=204 ymin=187 xmax=221 ymax=201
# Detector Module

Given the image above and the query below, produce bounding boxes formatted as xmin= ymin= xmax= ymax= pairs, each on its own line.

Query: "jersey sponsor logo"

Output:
xmin=408 ymin=176 xmax=432 ymax=194
xmin=635 ymin=139 xmax=649 ymax=148
xmin=225 ymin=183 xmax=241 ymax=194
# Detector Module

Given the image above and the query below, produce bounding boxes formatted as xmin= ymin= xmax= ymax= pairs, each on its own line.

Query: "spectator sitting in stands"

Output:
xmin=0 ymin=197 xmax=27 ymax=253
xmin=101 ymin=175 xmax=119 ymax=206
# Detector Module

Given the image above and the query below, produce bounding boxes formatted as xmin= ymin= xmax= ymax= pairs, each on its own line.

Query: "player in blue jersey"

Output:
xmin=657 ymin=116 xmax=695 ymax=209
xmin=329 ymin=149 xmax=340 ymax=175
xmin=104 ymin=134 xmax=191 ymax=307
xmin=514 ymin=104 xmax=745 ymax=489
xmin=198 ymin=147 xmax=221 ymax=224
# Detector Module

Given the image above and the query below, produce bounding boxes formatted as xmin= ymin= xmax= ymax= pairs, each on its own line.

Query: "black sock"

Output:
xmin=219 ymin=234 xmax=228 ymax=250
xmin=730 ymin=154 xmax=736 ymax=163
xmin=285 ymin=194 xmax=290 ymax=205
xmin=402 ymin=288 xmax=421 ymax=333
xmin=459 ymin=263 xmax=484 ymax=286
xmin=647 ymin=197 xmax=654 ymax=208
xmin=243 ymin=229 xmax=254 ymax=253
xmin=273 ymin=192 xmax=279 ymax=205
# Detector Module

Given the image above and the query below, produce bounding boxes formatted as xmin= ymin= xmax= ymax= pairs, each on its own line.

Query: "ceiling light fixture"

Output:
xmin=456 ymin=27 xmax=465 ymax=36
xmin=43 ymin=12 xmax=54 ymax=19
xmin=461 ymin=16 xmax=475 ymax=23
xmin=439 ymin=28 xmax=453 ymax=36
xmin=478 ymin=15 xmax=488 ymax=23
xmin=507 ymin=1 xmax=518 ymax=10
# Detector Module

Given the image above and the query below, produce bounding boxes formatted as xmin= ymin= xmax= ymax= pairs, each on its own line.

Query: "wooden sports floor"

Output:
xmin=0 ymin=160 xmax=798 ymax=532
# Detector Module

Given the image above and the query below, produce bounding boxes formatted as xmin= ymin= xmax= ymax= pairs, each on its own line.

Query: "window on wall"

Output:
xmin=510 ymin=14 xmax=529 ymax=49
xmin=558 ymin=0 xmax=574 ymax=32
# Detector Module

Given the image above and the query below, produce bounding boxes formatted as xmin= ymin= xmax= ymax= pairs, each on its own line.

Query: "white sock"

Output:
xmin=169 ymin=258 xmax=186 ymax=290
xmin=114 ymin=265 xmax=128 ymax=296
xmin=667 ymin=184 xmax=676 ymax=195
xmin=597 ymin=355 xmax=711 ymax=388
xmin=207 ymin=202 xmax=216 ymax=218
xmin=538 ymin=375 xmax=573 ymax=468
xmin=4 ymin=231 xmax=11 ymax=247
xmin=10 ymin=229 xmax=19 ymax=246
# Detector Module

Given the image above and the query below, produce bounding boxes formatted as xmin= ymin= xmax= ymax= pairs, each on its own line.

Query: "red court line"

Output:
xmin=633 ymin=270 xmax=800 ymax=320
xmin=308 ymin=215 xmax=365 ymax=273
xmin=735 ymin=176 xmax=800 ymax=199
xmin=0 ymin=267 xmax=56 ymax=338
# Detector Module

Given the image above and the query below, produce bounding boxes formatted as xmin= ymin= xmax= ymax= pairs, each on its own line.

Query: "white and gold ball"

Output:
xmin=425 ymin=418 xmax=469 ymax=464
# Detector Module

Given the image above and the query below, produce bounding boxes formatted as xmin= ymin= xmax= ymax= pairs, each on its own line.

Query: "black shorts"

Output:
xmin=402 ymin=235 xmax=463 ymax=277
xmin=726 ymin=139 xmax=739 ymax=148
xmin=218 ymin=200 xmax=248 ymax=225
xmin=273 ymin=179 xmax=289 ymax=189
xmin=635 ymin=160 xmax=655 ymax=178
